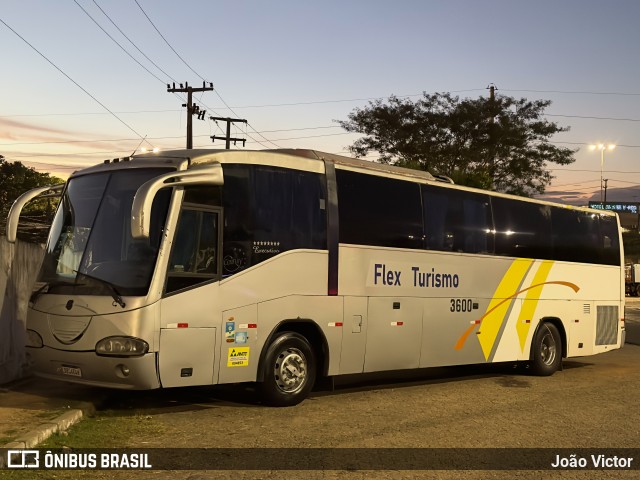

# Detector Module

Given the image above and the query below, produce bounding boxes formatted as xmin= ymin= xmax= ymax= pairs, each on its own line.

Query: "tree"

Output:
xmin=0 ymin=156 xmax=64 ymax=217
xmin=338 ymin=92 xmax=577 ymax=196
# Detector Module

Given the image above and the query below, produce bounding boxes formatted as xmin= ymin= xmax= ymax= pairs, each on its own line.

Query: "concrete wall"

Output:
xmin=0 ymin=236 xmax=45 ymax=384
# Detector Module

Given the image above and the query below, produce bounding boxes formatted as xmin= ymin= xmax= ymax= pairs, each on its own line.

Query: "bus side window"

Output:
xmin=422 ymin=185 xmax=492 ymax=254
xmin=221 ymin=164 xmax=327 ymax=276
xmin=336 ymin=169 xmax=423 ymax=249
xmin=492 ymin=197 xmax=552 ymax=260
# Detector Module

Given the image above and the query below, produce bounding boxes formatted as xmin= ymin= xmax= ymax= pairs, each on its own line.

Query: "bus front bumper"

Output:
xmin=27 ymin=347 xmax=160 ymax=390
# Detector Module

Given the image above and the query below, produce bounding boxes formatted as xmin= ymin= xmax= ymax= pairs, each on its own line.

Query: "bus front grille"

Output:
xmin=49 ymin=316 xmax=92 ymax=344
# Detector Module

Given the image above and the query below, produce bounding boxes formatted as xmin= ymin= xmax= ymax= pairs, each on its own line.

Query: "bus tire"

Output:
xmin=529 ymin=322 xmax=562 ymax=376
xmin=259 ymin=332 xmax=316 ymax=407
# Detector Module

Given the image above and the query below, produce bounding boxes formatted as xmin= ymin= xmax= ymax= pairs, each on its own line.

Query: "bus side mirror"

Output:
xmin=6 ymin=184 xmax=64 ymax=243
xmin=131 ymin=162 xmax=224 ymax=240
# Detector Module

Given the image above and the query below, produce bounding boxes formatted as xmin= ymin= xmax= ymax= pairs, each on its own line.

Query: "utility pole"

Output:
xmin=487 ymin=83 xmax=497 ymax=189
xmin=167 ymin=81 xmax=213 ymax=149
xmin=488 ymin=84 xmax=495 ymax=103
xmin=603 ymin=178 xmax=609 ymax=203
xmin=210 ymin=116 xmax=248 ymax=149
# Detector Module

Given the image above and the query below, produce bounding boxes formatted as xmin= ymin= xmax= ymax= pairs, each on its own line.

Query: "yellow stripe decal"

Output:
xmin=453 ymin=259 xmax=580 ymax=360
xmin=516 ymin=260 xmax=553 ymax=352
xmin=477 ymin=258 xmax=533 ymax=360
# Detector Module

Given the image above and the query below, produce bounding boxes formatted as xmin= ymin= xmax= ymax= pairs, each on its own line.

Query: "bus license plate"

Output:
xmin=60 ymin=366 xmax=82 ymax=377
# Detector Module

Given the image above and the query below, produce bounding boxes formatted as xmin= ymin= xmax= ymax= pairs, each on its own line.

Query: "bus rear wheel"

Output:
xmin=259 ymin=332 xmax=316 ymax=407
xmin=529 ymin=322 xmax=562 ymax=376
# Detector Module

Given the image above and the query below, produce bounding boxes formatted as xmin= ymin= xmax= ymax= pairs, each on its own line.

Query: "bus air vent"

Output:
xmin=595 ymin=306 xmax=618 ymax=346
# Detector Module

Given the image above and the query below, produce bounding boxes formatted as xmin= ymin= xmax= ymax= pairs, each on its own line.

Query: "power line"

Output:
xmin=0 ymin=109 xmax=181 ymax=118
xmin=132 ymin=0 xmax=278 ymax=149
xmin=503 ymin=88 xmax=640 ymax=97
xmin=79 ymin=0 xmax=226 ymax=140
xmin=261 ymin=132 xmax=353 ymax=142
xmin=552 ymin=141 xmax=640 ymax=149
xmin=0 ymin=94 xmax=437 ymax=118
xmin=12 ymin=159 xmax=90 ymax=169
xmin=0 ymin=135 xmax=183 ymax=146
xmin=546 ymin=113 xmax=640 ymax=123
xmin=73 ymin=0 xmax=165 ymax=84
xmin=0 ymin=125 xmax=343 ymax=146
xmin=548 ymin=179 xmax=601 ymax=188
xmin=14 ymin=89 xmax=640 ymax=120
xmin=133 ymin=0 xmax=205 ymax=81
xmin=549 ymin=167 xmax=640 ymax=174
xmin=0 ymin=130 xmax=356 ymax=154
xmin=7 ymin=149 xmax=137 ymax=158
xmin=92 ymin=0 xmax=176 ymax=82
xmin=74 ymin=0 xmax=209 ymax=134
xmin=0 ymin=16 xmax=153 ymax=147
xmin=607 ymin=178 xmax=640 ymax=186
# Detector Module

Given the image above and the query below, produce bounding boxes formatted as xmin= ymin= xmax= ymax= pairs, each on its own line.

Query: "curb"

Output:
xmin=2 ymin=401 xmax=95 ymax=449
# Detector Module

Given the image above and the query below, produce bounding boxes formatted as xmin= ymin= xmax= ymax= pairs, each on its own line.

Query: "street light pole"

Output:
xmin=600 ymin=147 xmax=605 ymax=202
xmin=590 ymin=143 xmax=616 ymax=203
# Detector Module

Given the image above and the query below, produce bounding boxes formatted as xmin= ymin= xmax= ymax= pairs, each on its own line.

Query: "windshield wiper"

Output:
xmin=73 ymin=270 xmax=126 ymax=308
xmin=29 ymin=280 xmax=82 ymax=305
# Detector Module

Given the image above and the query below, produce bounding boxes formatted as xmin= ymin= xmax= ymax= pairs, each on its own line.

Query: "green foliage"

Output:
xmin=338 ymin=92 xmax=577 ymax=196
xmin=0 ymin=155 xmax=64 ymax=216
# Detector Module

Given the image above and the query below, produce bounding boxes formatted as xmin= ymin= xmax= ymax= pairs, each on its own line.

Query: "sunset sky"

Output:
xmin=2 ymin=0 xmax=640 ymax=205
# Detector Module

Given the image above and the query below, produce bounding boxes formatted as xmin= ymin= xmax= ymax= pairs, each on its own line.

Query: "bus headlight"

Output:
xmin=26 ymin=329 xmax=43 ymax=348
xmin=95 ymin=336 xmax=149 ymax=357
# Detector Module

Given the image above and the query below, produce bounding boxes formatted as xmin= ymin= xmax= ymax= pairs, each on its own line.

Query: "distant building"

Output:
xmin=589 ymin=202 xmax=639 ymax=231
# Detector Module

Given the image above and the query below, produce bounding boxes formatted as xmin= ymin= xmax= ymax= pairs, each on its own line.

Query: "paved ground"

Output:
xmin=1 ymin=297 xmax=639 ymax=478
xmin=3 ymin=297 xmax=640 ymax=446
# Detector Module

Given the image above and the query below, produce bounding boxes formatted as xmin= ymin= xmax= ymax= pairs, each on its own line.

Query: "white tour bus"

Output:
xmin=7 ymin=149 xmax=625 ymax=406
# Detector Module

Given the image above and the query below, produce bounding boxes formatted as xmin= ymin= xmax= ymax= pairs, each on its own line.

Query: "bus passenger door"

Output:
xmin=159 ymin=205 xmax=223 ymax=387
xmin=339 ymin=297 xmax=367 ymax=374
xmin=364 ymin=297 xmax=423 ymax=372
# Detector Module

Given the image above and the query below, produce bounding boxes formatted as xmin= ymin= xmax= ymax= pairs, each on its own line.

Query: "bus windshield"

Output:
xmin=36 ymin=168 xmax=172 ymax=298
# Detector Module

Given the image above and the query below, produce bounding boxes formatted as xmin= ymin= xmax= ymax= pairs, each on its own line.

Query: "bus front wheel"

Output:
xmin=259 ymin=332 xmax=316 ymax=407
xmin=529 ymin=322 xmax=562 ymax=376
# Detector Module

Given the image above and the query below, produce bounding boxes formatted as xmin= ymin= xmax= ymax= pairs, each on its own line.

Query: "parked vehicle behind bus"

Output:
xmin=7 ymin=149 xmax=625 ymax=406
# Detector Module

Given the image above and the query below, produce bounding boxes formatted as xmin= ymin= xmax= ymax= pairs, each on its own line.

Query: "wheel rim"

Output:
xmin=539 ymin=327 xmax=557 ymax=366
xmin=274 ymin=347 xmax=307 ymax=394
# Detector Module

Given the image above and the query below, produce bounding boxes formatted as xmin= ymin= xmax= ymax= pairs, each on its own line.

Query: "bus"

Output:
xmin=6 ymin=149 xmax=625 ymax=406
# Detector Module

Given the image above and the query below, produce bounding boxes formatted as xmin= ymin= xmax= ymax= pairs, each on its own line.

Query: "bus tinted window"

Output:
xmin=422 ymin=185 xmax=493 ymax=254
xmin=336 ymin=169 xmax=423 ymax=249
xmin=598 ymin=214 xmax=621 ymax=266
xmin=492 ymin=197 xmax=553 ymax=259
xmin=222 ymin=164 xmax=327 ymax=275
xmin=551 ymin=207 xmax=601 ymax=264
xmin=184 ymin=185 xmax=221 ymax=206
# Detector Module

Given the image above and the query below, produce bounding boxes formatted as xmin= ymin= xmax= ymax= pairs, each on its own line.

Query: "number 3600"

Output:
xmin=450 ymin=298 xmax=473 ymax=312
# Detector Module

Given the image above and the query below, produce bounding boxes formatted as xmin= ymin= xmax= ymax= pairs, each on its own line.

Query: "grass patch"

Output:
xmin=41 ymin=411 xmax=166 ymax=449
xmin=0 ymin=412 xmax=168 ymax=480
xmin=1 ymin=429 xmax=19 ymax=444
